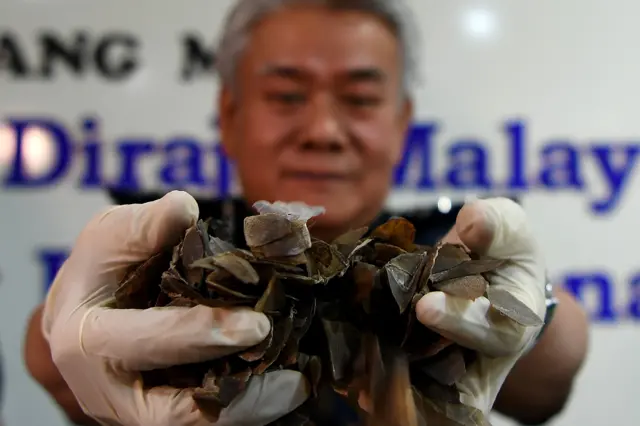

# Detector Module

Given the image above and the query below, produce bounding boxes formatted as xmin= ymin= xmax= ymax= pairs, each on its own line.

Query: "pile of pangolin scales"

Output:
xmin=114 ymin=201 xmax=543 ymax=426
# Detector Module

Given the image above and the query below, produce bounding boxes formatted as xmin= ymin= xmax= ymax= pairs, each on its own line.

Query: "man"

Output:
xmin=24 ymin=1 xmax=589 ymax=425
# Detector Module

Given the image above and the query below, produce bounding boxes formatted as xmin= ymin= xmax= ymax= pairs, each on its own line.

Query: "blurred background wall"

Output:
xmin=1 ymin=0 xmax=639 ymax=424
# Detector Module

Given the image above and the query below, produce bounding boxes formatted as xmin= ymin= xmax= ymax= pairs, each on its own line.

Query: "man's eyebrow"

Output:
xmin=258 ymin=65 xmax=309 ymax=81
xmin=342 ymin=67 xmax=387 ymax=83
xmin=257 ymin=65 xmax=387 ymax=83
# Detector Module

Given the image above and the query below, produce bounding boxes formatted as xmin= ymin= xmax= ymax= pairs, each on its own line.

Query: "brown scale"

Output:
xmin=114 ymin=210 xmax=543 ymax=426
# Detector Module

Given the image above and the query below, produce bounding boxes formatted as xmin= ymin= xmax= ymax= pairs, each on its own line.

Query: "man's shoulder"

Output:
xmin=106 ymin=189 xmax=458 ymax=244
xmin=107 ymin=190 xmax=520 ymax=247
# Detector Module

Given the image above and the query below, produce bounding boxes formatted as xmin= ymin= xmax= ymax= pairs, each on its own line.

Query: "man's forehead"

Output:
xmin=240 ymin=6 xmax=401 ymax=79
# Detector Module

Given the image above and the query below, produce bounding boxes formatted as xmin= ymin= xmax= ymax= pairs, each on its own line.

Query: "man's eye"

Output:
xmin=343 ymin=95 xmax=381 ymax=107
xmin=267 ymin=92 xmax=306 ymax=104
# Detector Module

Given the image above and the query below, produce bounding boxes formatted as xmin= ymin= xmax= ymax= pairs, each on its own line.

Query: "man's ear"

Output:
xmin=218 ymin=86 xmax=238 ymax=160
xmin=391 ymin=98 xmax=414 ymax=165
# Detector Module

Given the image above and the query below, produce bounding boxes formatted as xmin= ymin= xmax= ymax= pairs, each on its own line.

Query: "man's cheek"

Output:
xmin=356 ymin=126 xmax=401 ymax=160
xmin=246 ymin=110 xmax=293 ymax=144
xmin=387 ymin=135 xmax=406 ymax=166
xmin=370 ymin=141 xmax=401 ymax=169
xmin=241 ymin=140 xmax=271 ymax=162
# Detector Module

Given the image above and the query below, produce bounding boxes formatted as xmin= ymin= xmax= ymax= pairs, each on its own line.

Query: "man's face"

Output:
xmin=219 ymin=5 xmax=412 ymax=238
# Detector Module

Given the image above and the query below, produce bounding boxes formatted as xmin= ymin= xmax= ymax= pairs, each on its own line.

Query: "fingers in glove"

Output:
xmin=454 ymin=198 xmax=546 ymax=319
xmin=81 ymin=305 xmax=270 ymax=371
xmin=67 ymin=190 xmax=199 ymax=293
xmin=112 ymin=386 xmax=206 ymax=426
xmin=416 ymin=292 xmax=528 ymax=357
xmin=215 ymin=370 xmax=310 ymax=426
xmin=112 ymin=369 xmax=307 ymax=426
xmin=43 ymin=191 xmax=201 ymax=334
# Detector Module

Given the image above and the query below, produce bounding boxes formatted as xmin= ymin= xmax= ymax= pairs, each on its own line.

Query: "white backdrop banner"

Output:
xmin=1 ymin=1 xmax=639 ymax=425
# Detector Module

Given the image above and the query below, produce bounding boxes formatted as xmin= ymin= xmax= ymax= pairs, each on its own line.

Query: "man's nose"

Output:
xmin=299 ymin=94 xmax=348 ymax=151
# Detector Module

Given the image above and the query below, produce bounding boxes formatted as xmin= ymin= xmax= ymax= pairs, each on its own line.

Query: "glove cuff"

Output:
xmin=525 ymin=273 xmax=559 ymax=353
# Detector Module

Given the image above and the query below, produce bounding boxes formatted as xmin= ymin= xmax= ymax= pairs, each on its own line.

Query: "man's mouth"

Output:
xmin=282 ymin=171 xmax=350 ymax=181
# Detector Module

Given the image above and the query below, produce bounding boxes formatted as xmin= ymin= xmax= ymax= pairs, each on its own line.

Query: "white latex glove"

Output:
xmin=416 ymin=198 xmax=547 ymax=416
xmin=42 ymin=191 xmax=309 ymax=426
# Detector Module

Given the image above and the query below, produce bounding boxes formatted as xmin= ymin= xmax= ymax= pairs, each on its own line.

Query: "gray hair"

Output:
xmin=215 ymin=0 xmax=421 ymax=98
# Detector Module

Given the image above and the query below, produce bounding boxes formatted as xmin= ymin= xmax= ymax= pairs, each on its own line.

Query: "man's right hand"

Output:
xmin=41 ymin=191 xmax=309 ymax=426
